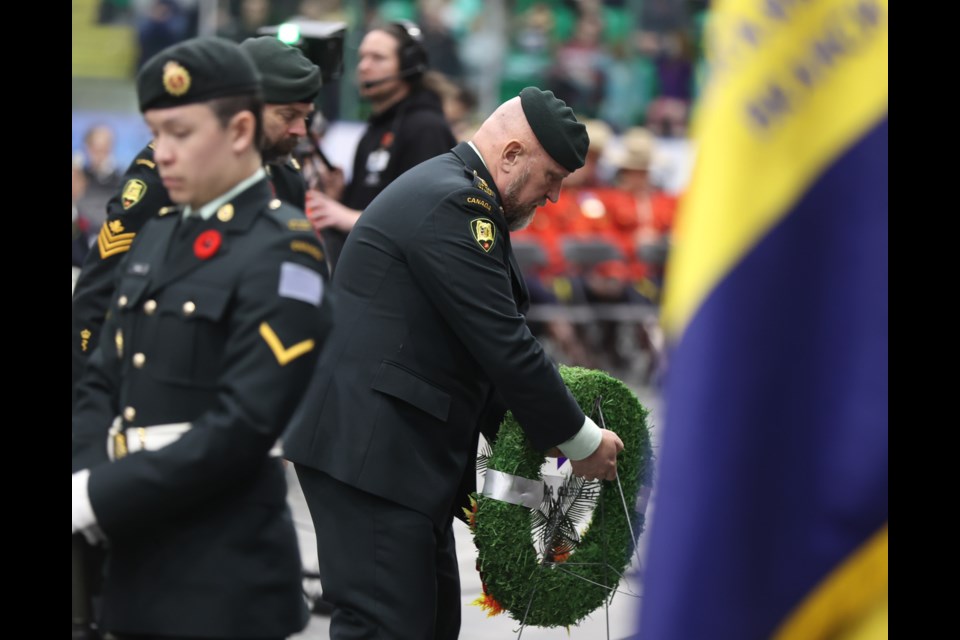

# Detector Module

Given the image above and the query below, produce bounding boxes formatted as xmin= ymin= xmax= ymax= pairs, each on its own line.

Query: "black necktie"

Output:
xmin=178 ymin=214 xmax=202 ymax=240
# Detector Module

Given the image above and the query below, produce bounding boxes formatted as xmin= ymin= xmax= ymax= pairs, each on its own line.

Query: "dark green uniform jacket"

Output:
xmin=71 ymin=144 xmax=324 ymax=404
xmin=283 ymin=142 xmax=586 ymax=529
xmin=72 ymin=177 xmax=332 ymax=638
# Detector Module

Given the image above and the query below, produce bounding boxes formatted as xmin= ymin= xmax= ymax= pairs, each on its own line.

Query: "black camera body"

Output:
xmin=258 ymin=20 xmax=347 ymax=84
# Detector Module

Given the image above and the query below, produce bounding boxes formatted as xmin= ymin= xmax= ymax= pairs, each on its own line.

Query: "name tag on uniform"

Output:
xmin=278 ymin=262 xmax=323 ymax=307
xmin=128 ymin=262 xmax=150 ymax=275
xmin=366 ymin=149 xmax=390 ymax=173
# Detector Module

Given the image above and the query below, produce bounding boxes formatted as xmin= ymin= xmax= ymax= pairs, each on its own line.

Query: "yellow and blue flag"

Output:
xmin=638 ymin=0 xmax=887 ymax=638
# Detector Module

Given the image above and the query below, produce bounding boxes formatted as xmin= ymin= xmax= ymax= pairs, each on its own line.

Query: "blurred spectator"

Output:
xmin=513 ymin=2 xmax=554 ymax=55
xmin=417 ymin=0 xmax=465 ymax=80
xmin=599 ymin=29 xmax=660 ymax=131
xmin=547 ymin=11 xmax=607 ymax=118
xmin=564 ymin=117 xmax=613 ymax=189
xmin=608 ymin=126 xmax=678 ymax=296
xmin=75 ymin=124 xmax=123 ymax=230
xmin=136 ymin=0 xmax=192 ymax=70
xmin=433 ymin=74 xmax=479 ymax=142
xmin=72 ymin=157 xmax=92 ymax=271
xmin=646 ymin=30 xmax=695 ymax=137
xmin=216 ymin=0 xmax=272 ymax=43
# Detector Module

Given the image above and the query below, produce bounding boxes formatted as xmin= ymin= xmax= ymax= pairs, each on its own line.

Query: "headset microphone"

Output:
xmin=360 ymin=66 xmax=423 ymax=89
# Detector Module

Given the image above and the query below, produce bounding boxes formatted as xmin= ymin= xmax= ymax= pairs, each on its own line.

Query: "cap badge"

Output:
xmin=162 ymin=60 xmax=191 ymax=97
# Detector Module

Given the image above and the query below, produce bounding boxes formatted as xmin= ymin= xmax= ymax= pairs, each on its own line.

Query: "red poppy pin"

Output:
xmin=380 ymin=132 xmax=394 ymax=148
xmin=194 ymin=229 xmax=222 ymax=260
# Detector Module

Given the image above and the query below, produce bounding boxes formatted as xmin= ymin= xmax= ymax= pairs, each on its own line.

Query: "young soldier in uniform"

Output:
xmin=71 ymin=37 xmax=332 ymax=640
xmin=71 ymin=35 xmax=325 ymax=402
xmin=284 ymin=87 xmax=624 ymax=639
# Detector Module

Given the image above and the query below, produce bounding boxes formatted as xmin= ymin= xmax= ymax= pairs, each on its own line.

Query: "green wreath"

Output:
xmin=467 ymin=365 xmax=655 ymax=628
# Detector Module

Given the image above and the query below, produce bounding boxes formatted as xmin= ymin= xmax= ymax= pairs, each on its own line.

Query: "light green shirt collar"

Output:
xmin=183 ymin=168 xmax=267 ymax=220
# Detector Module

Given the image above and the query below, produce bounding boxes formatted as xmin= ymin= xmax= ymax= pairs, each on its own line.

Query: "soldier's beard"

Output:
xmin=262 ymin=135 xmax=299 ymax=163
xmin=502 ymin=166 xmax=537 ymax=232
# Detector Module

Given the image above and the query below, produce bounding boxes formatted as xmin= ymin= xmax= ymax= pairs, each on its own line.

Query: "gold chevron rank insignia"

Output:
xmin=121 ymin=179 xmax=147 ymax=210
xmin=259 ymin=322 xmax=315 ymax=366
xmin=470 ymin=218 xmax=497 ymax=253
xmin=98 ymin=219 xmax=137 ymax=259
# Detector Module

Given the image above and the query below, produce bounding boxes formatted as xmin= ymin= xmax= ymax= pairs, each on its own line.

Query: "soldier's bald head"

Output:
xmin=474 ymin=97 xmax=539 ymax=154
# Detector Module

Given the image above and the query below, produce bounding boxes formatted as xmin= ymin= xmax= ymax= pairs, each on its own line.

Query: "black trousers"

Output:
xmin=295 ymin=465 xmax=461 ymax=640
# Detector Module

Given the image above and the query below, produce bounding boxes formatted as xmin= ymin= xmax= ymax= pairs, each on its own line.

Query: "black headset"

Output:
xmin=387 ymin=20 xmax=428 ymax=82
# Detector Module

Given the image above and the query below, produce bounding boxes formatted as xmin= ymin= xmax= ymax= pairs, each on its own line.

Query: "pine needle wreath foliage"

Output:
xmin=470 ymin=366 xmax=654 ymax=628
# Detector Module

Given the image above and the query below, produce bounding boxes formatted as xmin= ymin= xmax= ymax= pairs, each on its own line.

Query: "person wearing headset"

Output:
xmin=305 ymin=20 xmax=458 ymax=272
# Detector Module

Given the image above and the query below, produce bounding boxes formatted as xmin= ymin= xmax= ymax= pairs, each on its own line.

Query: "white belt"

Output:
xmin=107 ymin=417 xmax=283 ymax=461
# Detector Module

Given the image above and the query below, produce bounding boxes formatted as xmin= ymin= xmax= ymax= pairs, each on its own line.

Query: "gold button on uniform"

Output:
xmin=217 ymin=203 xmax=235 ymax=222
xmin=123 ymin=406 xmax=136 ymax=422
xmin=183 ymin=301 xmax=196 ymax=315
xmin=118 ymin=295 xmax=129 ymax=308
xmin=144 ymin=300 xmax=157 ymax=315
xmin=132 ymin=353 xmax=146 ymax=368
xmin=269 ymin=199 xmax=282 ymax=209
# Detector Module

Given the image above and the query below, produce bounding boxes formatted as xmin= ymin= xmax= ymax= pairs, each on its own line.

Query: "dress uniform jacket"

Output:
xmin=72 ymin=144 xmax=324 ymax=404
xmin=284 ymin=142 xmax=586 ymax=529
xmin=72 ymin=177 xmax=331 ymax=638
xmin=71 ymin=143 xmax=173 ymax=400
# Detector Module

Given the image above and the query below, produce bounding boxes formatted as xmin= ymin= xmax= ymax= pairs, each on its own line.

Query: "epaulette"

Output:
xmin=471 ymin=170 xmax=496 ymax=199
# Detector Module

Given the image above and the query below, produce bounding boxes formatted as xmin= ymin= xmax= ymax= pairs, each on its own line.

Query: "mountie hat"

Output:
xmin=240 ymin=36 xmax=322 ymax=104
xmin=137 ymin=37 xmax=261 ymax=112
xmin=519 ymin=87 xmax=590 ymax=173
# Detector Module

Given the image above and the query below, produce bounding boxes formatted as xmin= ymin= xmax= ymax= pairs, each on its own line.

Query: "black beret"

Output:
xmin=519 ymin=87 xmax=589 ymax=172
xmin=240 ymin=36 xmax=321 ymax=104
xmin=137 ymin=37 xmax=261 ymax=112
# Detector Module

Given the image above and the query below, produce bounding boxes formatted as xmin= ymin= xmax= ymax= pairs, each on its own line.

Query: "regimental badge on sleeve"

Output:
xmin=470 ymin=218 xmax=497 ymax=253
xmin=121 ymin=179 xmax=147 ymax=210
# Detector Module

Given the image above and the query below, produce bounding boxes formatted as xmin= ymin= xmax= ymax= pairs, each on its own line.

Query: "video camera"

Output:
xmin=257 ymin=20 xmax=347 ymax=84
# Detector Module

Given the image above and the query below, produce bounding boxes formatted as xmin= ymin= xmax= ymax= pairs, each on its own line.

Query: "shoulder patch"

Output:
xmin=287 ymin=218 xmax=313 ymax=232
xmin=278 ymin=261 xmax=323 ymax=307
xmin=121 ymin=179 xmax=147 ymax=210
xmin=135 ymin=158 xmax=156 ymax=169
xmin=469 ymin=218 xmax=497 ymax=253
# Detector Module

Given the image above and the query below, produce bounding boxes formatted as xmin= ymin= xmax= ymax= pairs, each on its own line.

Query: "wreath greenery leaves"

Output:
xmin=467 ymin=366 xmax=654 ymax=628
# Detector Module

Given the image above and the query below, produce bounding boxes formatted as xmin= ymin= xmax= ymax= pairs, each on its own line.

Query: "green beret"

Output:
xmin=519 ymin=87 xmax=589 ymax=172
xmin=137 ymin=37 xmax=261 ymax=112
xmin=240 ymin=37 xmax=321 ymax=104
